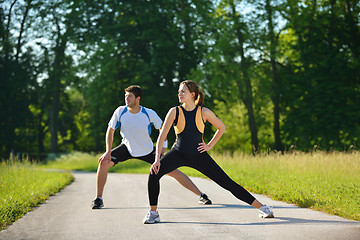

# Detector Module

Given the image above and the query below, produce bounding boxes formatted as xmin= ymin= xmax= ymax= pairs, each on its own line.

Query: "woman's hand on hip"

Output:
xmin=198 ymin=141 xmax=211 ymax=153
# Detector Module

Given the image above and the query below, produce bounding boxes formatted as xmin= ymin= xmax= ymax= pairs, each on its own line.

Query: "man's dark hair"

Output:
xmin=125 ymin=85 xmax=142 ymax=98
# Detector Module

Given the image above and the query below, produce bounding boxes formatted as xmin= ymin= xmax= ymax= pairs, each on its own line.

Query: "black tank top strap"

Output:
xmin=174 ymin=106 xmax=179 ymax=126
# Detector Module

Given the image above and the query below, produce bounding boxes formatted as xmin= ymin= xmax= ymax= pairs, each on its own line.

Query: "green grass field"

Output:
xmin=0 ymin=160 xmax=74 ymax=230
xmin=1 ymin=150 xmax=358 ymax=231
xmin=43 ymin=150 xmax=360 ymax=221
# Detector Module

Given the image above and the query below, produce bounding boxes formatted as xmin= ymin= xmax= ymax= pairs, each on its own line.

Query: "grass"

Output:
xmin=0 ymin=159 xmax=74 ymax=230
xmin=43 ymin=151 xmax=360 ymax=221
xmin=180 ymin=150 xmax=360 ymax=221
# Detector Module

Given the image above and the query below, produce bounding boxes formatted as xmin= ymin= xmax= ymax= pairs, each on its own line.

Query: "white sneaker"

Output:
xmin=259 ymin=205 xmax=274 ymax=218
xmin=143 ymin=210 xmax=160 ymax=224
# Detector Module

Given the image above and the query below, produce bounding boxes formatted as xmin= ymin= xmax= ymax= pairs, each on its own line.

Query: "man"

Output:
xmin=92 ymin=85 xmax=211 ymax=209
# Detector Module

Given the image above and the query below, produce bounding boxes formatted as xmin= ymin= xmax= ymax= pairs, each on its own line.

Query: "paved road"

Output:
xmin=0 ymin=172 xmax=359 ymax=240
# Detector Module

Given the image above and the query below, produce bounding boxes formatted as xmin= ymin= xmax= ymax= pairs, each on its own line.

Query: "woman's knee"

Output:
xmin=148 ymin=172 xmax=162 ymax=183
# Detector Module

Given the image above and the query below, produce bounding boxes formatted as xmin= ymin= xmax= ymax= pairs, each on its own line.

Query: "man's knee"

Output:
xmin=98 ymin=160 xmax=114 ymax=171
xmin=167 ymin=169 xmax=183 ymax=178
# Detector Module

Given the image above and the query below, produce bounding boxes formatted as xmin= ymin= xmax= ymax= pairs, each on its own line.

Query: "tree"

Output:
xmin=264 ymin=0 xmax=283 ymax=151
xmin=34 ymin=0 xmax=80 ymax=153
xmin=0 ymin=0 xmax=38 ymax=157
xmin=193 ymin=0 xmax=260 ymax=154
xmin=279 ymin=0 xmax=360 ymax=150
xmin=72 ymin=0 xmax=214 ymax=150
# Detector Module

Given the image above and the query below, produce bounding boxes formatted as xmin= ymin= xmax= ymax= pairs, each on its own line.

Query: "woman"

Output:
xmin=143 ymin=80 xmax=274 ymax=224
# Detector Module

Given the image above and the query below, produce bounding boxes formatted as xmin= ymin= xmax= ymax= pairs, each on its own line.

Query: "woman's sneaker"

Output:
xmin=143 ymin=210 xmax=160 ymax=224
xmin=259 ymin=205 xmax=274 ymax=218
xmin=199 ymin=193 xmax=212 ymax=205
xmin=91 ymin=197 xmax=104 ymax=209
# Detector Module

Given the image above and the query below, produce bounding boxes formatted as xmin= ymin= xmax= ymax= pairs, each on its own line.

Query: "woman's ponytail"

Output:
xmin=195 ymin=90 xmax=204 ymax=107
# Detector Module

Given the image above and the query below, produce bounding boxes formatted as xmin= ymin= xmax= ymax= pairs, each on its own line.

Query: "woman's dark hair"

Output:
xmin=181 ymin=80 xmax=204 ymax=107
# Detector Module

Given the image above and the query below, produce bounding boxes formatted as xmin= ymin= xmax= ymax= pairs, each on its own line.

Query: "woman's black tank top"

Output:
xmin=172 ymin=106 xmax=204 ymax=154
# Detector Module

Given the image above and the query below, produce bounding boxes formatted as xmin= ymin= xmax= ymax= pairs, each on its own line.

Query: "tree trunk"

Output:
xmin=49 ymin=17 xmax=68 ymax=153
xmin=4 ymin=0 xmax=17 ymax=61
xmin=243 ymin=95 xmax=260 ymax=154
xmin=15 ymin=0 xmax=32 ymax=61
xmin=230 ymin=0 xmax=259 ymax=154
xmin=37 ymin=110 xmax=45 ymax=154
xmin=265 ymin=0 xmax=283 ymax=151
xmin=50 ymin=85 xmax=60 ymax=153
xmin=2 ymin=0 xmax=18 ymax=157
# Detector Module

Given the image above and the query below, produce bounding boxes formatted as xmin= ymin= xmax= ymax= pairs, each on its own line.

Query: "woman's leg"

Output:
xmin=188 ymin=153 xmax=256 ymax=206
xmin=148 ymin=150 xmax=186 ymax=211
xmin=190 ymin=153 xmax=274 ymax=217
xmin=139 ymin=148 xmax=203 ymax=196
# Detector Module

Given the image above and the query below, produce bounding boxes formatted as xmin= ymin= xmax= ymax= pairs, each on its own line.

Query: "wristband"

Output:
xmin=163 ymin=140 xmax=168 ymax=148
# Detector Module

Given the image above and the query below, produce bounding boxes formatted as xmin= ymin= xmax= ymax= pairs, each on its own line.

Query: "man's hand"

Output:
xmin=98 ymin=151 xmax=111 ymax=164
xmin=150 ymin=161 xmax=161 ymax=175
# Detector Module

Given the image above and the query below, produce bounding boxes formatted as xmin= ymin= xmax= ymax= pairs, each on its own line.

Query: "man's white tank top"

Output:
xmin=108 ymin=106 xmax=162 ymax=157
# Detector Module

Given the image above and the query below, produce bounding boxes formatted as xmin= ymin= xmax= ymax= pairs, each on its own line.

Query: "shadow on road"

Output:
xmin=160 ymin=217 xmax=359 ymax=226
xmin=98 ymin=204 xmax=300 ymax=210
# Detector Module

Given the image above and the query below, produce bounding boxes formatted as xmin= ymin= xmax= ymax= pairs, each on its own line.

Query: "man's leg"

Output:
xmin=92 ymin=144 xmax=134 ymax=209
xmin=92 ymin=159 xmax=114 ymax=209
xmin=167 ymin=169 xmax=201 ymax=195
xmin=96 ymin=159 xmax=114 ymax=198
xmin=167 ymin=169 xmax=212 ymax=204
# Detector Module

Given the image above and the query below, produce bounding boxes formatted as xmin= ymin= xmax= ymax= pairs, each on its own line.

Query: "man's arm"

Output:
xmin=98 ymin=126 xmax=115 ymax=164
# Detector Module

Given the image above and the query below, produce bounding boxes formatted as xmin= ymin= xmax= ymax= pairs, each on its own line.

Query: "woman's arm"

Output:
xmin=198 ymin=107 xmax=226 ymax=153
xmin=150 ymin=107 xmax=176 ymax=174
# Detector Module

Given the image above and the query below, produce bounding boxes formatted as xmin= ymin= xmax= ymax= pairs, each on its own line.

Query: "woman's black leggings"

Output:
xmin=148 ymin=149 xmax=256 ymax=206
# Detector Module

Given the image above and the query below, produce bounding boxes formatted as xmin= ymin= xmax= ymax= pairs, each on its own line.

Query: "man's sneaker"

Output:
xmin=199 ymin=193 xmax=212 ymax=205
xmin=259 ymin=205 xmax=274 ymax=218
xmin=143 ymin=210 xmax=160 ymax=224
xmin=91 ymin=197 xmax=104 ymax=209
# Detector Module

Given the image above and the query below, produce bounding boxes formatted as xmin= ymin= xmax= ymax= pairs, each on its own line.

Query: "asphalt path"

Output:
xmin=0 ymin=172 xmax=359 ymax=240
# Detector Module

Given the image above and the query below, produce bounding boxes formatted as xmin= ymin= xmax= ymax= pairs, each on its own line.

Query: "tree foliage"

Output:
xmin=1 ymin=0 xmax=359 ymax=158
